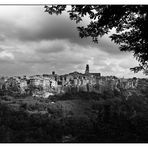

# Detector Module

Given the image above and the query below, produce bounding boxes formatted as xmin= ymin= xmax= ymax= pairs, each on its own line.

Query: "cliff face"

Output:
xmin=0 ymin=71 xmax=139 ymax=98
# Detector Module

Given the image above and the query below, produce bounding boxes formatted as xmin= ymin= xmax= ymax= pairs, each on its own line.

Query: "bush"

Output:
xmin=102 ymin=90 xmax=115 ymax=100
xmin=47 ymin=104 xmax=63 ymax=118
xmin=20 ymin=103 xmax=27 ymax=111
xmin=1 ymin=92 xmax=148 ymax=142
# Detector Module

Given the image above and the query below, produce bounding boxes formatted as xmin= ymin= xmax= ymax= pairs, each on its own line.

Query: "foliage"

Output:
xmin=44 ymin=5 xmax=148 ymax=73
xmin=47 ymin=103 xmax=63 ymax=118
xmin=1 ymin=91 xmax=148 ymax=142
xmin=49 ymin=92 xmax=101 ymax=101
xmin=102 ymin=89 xmax=115 ymax=99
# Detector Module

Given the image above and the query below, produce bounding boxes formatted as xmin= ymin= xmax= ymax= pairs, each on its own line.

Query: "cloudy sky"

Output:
xmin=0 ymin=5 xmax=146 ymax=78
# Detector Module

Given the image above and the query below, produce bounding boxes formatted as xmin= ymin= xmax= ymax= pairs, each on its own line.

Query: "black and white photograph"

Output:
xmin=0 ymin=3 xmax=148 ymax=143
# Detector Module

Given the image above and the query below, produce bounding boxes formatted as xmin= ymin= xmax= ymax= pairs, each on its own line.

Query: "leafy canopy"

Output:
xmin=44 ymin=5 xmax=148 ymax=74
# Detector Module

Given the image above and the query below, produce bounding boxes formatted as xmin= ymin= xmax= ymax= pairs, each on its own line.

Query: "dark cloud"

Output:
xmin=96 ymin=36 xmax=121 ymax=55
xmin=0 ymin=6 xmax=125 ymax=57
xmin=0 ymin=7 xmax=96 ymax=48
xmin=35 ymin=40 xmax=67 ymax=54
xmin=0 ymin=35 xmax=5 ymax=41
xmin=0 ymin=59 xmax=14 ymax=64
xmin=0 ymin=48 xmax=4 ymax=52
xmin=0 ymin=6 xmax=146 ymax=78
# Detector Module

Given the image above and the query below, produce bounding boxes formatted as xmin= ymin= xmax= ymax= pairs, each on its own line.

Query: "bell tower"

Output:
xmin=85 ymin=64 xmax=89 ymax=74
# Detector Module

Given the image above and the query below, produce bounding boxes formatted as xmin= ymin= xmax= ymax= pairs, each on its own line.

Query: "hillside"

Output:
xmin=1 ymin=88 xmax=148 ymax=142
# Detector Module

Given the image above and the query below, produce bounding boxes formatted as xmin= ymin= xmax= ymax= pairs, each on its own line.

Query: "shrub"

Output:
xmin=19 ymin=103 xmax=27 ymax=110
xmin=47 ymin=104 xmax=63 ymax=118
xmin=102 ymin=89 xmax=115 ymax=100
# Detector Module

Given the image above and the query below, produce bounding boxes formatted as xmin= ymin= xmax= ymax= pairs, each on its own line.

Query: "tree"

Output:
xmin=44 ymin=5 xmax=148 ymax=74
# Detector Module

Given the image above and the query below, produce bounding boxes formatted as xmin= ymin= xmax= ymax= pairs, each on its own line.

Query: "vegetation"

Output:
xmin=0 ymin=87 xmax=148 ymax=142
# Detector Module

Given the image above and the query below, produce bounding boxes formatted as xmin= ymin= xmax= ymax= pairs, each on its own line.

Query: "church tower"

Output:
xmin=85 ymin=64 xmax=89 ymax=74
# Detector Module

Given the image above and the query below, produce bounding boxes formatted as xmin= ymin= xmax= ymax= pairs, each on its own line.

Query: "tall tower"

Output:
xmin=52 ymin=71 xmax=55 ymax=75
xmin=85 ymin=64 xmax=89 ymax=74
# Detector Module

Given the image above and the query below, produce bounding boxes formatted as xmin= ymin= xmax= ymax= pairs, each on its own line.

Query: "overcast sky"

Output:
xmin=0 ymin=5 xmax=146 ymax=78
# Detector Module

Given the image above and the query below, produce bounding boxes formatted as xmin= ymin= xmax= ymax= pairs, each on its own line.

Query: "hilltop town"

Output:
xmin=0 ymin=64 xmax=141 ymax=98
xmin=0 ymin=65 xmax=148 ymax=143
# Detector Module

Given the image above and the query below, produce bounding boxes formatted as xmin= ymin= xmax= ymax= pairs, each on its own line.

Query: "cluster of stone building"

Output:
xmin=0 ymin=64 xmax=138 ymax=98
